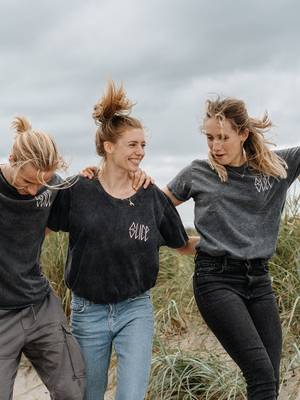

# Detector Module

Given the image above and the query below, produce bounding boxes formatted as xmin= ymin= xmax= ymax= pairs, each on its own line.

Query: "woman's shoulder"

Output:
xmin=274 ymin=146 xmax=300 ymax=164
xmin=70 ymin=175 xmax=98 ymax=188
xmin=172 ymin=158 xmax=211 ymax=177
xmin=190 ymin=158 xmax=210 ymax=169
xmin=140 ymin=184 xmax=172 ymax=204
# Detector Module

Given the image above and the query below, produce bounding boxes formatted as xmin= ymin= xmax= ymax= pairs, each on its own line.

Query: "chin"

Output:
xmin=127 ymin=164 xmax=140 ymax=172
xmin=215 ymin=159 xmax=227 ymax=166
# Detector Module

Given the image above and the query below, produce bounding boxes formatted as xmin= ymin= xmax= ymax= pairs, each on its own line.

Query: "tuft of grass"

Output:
xmin=148 ymin=341 xmax=246 ymax=400
xmin=40 ymin=231 xmax=70 ymax=314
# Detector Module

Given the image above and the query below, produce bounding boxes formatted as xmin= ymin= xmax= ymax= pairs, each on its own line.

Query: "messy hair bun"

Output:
xmin=11 ymin=116 xmax=32 ymax=134
xmin=93 ymin=80 xmax=142 ymax=157
xmin=10 ymin=115 xmax=67 ymax=177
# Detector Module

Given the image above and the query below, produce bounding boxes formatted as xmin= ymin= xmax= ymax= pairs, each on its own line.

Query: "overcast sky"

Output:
xmin=1 ymin=0 xmax=299 ymax=225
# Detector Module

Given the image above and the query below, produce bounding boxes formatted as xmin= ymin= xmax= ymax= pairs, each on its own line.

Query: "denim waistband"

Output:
xmin=195 ymin=251 xmax=269 ymax=274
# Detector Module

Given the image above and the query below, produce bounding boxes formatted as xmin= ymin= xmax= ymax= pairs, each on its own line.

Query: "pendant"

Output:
xmin=129 ymin=199 xmax=135 ymax=206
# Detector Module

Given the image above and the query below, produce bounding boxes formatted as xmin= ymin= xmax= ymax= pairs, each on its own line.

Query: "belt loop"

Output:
xmin=245 ymin=259 xmax=251 ymax=272
xmin=222 ymin=255 xmax=227 ymax=272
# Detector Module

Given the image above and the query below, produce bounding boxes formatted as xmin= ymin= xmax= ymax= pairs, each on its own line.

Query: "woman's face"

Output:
xmin=107 ymin=128 xmax=146 ymax=172
xmin=204 ymin=117 xmax=248 ymax=167
xmin=12 ymin=163 xmax=54 ymax=195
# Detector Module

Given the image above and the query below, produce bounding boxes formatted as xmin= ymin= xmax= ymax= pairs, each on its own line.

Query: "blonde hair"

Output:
xmin=204 ymin=97 xmax=287 ymax=182
xmin=10 ymin=116 xmax=68 ymax=185
xmin=92 ymin=80 xmax=142 ymax=158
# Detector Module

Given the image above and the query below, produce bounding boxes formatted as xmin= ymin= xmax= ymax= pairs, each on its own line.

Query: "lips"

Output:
xmin=129 ymin=158 xmax=142 ymax=165
xmin=214 ymin=154 xmax=225 ymax=158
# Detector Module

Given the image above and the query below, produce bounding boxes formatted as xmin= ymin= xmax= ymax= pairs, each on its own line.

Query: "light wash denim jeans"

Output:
xmin=71 ymin=291 xmax=154 ymax=400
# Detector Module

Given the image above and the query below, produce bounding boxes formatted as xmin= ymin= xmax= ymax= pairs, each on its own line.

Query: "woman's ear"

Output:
xmin=241 ymin=128 xmax=249 ymax=143
xmin=8 ymin=154 xmax=16 ymax=164
xmin=103 ymin=141 xmax=114 ymax=154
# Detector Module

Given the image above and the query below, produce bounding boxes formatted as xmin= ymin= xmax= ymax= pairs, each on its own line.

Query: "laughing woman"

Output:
xmin=48 ymin=81 xmax=196 ymax=400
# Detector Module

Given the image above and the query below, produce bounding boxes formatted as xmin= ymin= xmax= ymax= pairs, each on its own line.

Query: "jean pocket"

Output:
xmin=71 ymin=295 xmax=86 ymax=313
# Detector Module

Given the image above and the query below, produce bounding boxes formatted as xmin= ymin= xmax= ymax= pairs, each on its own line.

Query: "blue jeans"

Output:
xmin=71 ymin=291 xmax=154 ymax=400
xmin=193 ymin=252 xmax=282 ymax=400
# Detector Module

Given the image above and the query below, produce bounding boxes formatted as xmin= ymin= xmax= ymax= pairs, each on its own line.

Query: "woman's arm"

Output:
xmin=162 ymin=186 xmax=184 ymax=206
xmin=176 ymin=235 xmax=200 ymax=255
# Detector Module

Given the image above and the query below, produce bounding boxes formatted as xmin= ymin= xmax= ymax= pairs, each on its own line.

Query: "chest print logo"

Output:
xmin=254 ymin=175 xmax=273 ymax=193
xmin=35 ymin=190 xmax=52 ymax=207
xmin=129 ymin=222 xmax=150 ymax=242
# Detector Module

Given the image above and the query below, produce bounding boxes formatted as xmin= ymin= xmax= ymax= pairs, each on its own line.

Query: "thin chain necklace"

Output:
xmin=97 ymin=171 xmax=136 ymax=207
xmin=227 ymin=163 xmax=248 ymax=178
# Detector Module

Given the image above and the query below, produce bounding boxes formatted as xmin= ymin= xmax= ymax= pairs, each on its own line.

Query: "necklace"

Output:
xmin=128 ymin=198 xmax=135 ymax=206
xmin=97 ymin=172 xmax=136 ymax=207
xmin=227 ymin=163 xmax=247 ymax=178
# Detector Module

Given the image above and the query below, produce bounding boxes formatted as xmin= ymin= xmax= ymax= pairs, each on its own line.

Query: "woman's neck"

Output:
xmin=0 ymin=164 xmax=14 ymax=185
xmin=98 ymin=163 xmax=136 ymax=199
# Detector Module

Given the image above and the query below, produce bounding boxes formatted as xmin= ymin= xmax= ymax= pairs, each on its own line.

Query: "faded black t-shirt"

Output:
xmin=48 ymin=176 xmax=188 ymax=304
xmin=0 ymin=170 xmax=61 ymax=309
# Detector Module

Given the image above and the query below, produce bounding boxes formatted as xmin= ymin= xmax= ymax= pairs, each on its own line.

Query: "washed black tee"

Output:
xmin=167 ymin=147 xmax=300 ymax=259
xmin=48 ymin=176 xmax=188 ymax=304
xmin=0 ymin=170 xmax=61 ymax=309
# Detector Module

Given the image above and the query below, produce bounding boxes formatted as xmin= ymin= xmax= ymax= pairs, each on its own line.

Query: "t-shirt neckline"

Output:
xmin=94 ymin=178 xmax=142 ymax=206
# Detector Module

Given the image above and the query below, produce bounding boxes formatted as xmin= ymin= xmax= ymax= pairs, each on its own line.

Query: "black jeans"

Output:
xmin=193 ymin=252 xmax=282 ymax=400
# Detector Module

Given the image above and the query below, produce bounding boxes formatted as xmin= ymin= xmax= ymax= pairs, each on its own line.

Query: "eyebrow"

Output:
xmin=19 ymin=175 xmax=46 ymax=185
xmin=20 ymin=176 xmax=38 ymax=184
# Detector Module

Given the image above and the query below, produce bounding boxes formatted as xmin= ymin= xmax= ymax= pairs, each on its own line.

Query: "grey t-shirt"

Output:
xmin=167 ymin=147 xmax=300 ymax=259
xmin=0 ymin=170 xmax=61 ymax=309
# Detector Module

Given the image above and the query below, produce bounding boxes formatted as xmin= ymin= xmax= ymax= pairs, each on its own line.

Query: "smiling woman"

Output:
xmin=47 ymin=80 xmax=194 ymax=400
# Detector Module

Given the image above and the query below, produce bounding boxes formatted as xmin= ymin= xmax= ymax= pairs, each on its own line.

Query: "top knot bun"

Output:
xmin=92 ymin=80 xmax=134 ymax=125
xmin=11 ymin=116 xmax=32 ymax=134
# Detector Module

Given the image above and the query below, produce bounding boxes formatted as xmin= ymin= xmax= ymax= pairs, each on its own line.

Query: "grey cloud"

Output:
xmin=1 ymin=0 xmax=300 ymax=171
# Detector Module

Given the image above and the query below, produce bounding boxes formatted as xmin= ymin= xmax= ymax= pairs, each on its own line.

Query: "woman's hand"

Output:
xmin=80 ymin=166 xmax=98 ymax=179
xmin=129 ymin=169 xmax=154 ymax=191
xmin=176 ymin=235 xmax=200 ymax=255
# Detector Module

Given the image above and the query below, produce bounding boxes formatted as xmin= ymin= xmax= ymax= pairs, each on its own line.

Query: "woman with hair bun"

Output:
xmin=48 ymin=81 xmax=197 ymax=400
xmin=0 ymin=117 xmax=85 ymax=400
xmin=165 ymin=97 xmax=300 ymax=400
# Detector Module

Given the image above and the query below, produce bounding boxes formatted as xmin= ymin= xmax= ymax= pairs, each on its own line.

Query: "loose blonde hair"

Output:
xmin=10 ymin=116 xmax=68 ymax=185
xmin=204 ymin=97 xmax=287 ymax=182
xmin=92 ymin=80 xmax=142 ymax=158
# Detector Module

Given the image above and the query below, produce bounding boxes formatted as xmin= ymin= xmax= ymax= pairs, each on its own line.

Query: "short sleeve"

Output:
xmin=159 ymin=193 xmax=188 ymax=249
xmin=167 ymin=164 xmax=193 ymax=202
xmin=276 ymin=147 xmax=300 ymax=186
xmin=47 ymin=186 xmax=72 ymax=232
